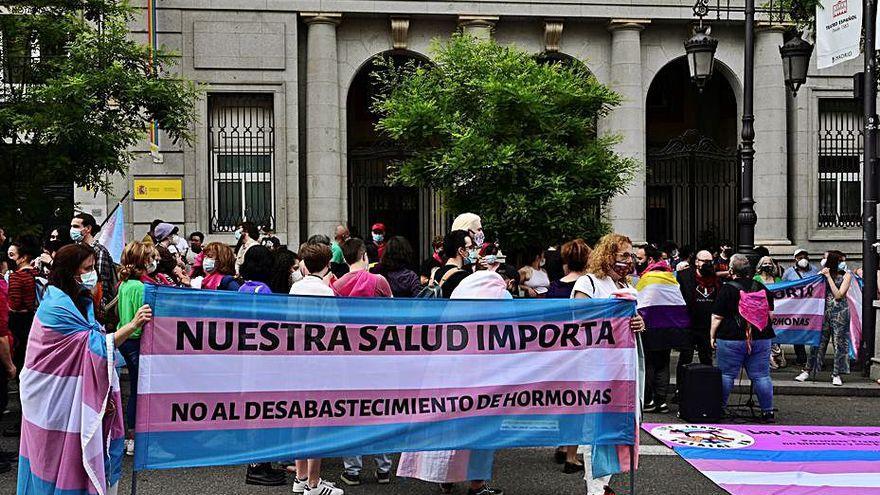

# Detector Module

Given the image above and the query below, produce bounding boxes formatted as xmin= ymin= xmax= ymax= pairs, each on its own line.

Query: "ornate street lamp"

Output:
xmin=684 ymin=25 xmax=718 ymax=92
xmin=779 ymin=34 xmax=814 ymax=96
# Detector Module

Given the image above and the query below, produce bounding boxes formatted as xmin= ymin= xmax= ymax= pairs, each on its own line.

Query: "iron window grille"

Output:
xmin=817 ymin=98 xmax=863 ymax=229
xmin=207 ymin=93 xmax=276 ymax=233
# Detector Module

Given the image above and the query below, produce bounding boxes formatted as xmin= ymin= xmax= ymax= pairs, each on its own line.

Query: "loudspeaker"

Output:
xmin=678 ymin=363 xmax=723 ymax=423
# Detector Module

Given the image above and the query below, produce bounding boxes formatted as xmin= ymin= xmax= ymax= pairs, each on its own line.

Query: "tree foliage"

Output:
xmin=0 ymin=0 xmax=200 ymax=231
xmin=373 ymin=35 xmax=635 ymax=251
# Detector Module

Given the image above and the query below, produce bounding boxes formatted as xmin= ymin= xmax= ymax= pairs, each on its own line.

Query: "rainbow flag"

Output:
xmin=646 ymin=423 xmax=880 ymax=495
xmin=635 ymin=270 xmax=691 ymax=350
xmin=96 ymin=204 xmax=126 ymax=263
xmin=134 ymin=285 xmax=639 ymax=477
xmin=17 ymin=287 xmax=124 ymax=495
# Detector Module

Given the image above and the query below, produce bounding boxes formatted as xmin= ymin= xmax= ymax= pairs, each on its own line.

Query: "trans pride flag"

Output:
xmin=135 ymin=285 xmax=639 ymax=477
xmin=17 ymin=287 xmax=124 ymax=495
xmin=96 ymin=204 xmax=126 ymax=263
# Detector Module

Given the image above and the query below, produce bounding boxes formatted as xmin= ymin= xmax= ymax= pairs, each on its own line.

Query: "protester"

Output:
xmin=714 ymin=240 xmax=734 ymax=278
xmin=676 ymin=250 xmax=719 ymax=379
xmin=234 ymin=221 xmax=260 ymax=274
xmin=398 ymin=251 xmax=507 ymax=495
xmin=431 ymin=230 xmax=475 ymax=299
xmin=781 ymin=248 xmax=819 ymax=366
xmin=795 ymin=250 xmax=852 ymax=386
xmin=335 ymin=238 xmax=394 ymax=486
xmin=288 ymin=242 xmax=342 ymax=494
xmin=755 ymin=256 xmax=781 ymax=285
xmin=142 ymin=218 xmax=164 ymax=246
xmin=259 ymin=223 xmax=281 ymax=250
xmin=450 ymin=212 xmax=485 ymax=251
xmin=184 ymin=231 xmax=204 ymax=267
xmin=519 ymin=245 xmax=550 ymax=297
xmin=370 ymin=236 xmax=419 ymax=297
xmin=496 ymin=263 xmax=520 ymax=297
xmin=636 ymin=244 xmax=675 ymax=414
xmin=331 ymin=224 xmax=351 ymax=278
xmin=710 ymin=253 xmax=776 ymax=421
xmin=366 ymin=223 xmax=387 ymax=263
xmin=543 ymin=245 xmax=565 ymax=283
xmin=18 ymin=243 xmax=150 ymax=494
xmin=334 ymin=238 xmax=393 ymax=298
xmin=0 ymin=227 xmax=9 ymax=273
xmin=6 ymin=235 xmax=41 ymax=383
xmin=547 ymin=239 xmax=591 ymax=299
xmin=200 ymin=242 xmax=241 ymax=291
xmin=0 ymin=276 xmax=14 ymax=471
xmin=419 ymin=235 xmax=445 ymax=285
xmin=46 ymin=225 xmax=73 ymax=246
xmin=71 ymin=213 xmax=117 ymax=308
xmin=270 ymin=248 xmax=301 ymax=295
xmin=154 ymin=245 xmax=180 ymax=285
xmin=675 ymin=245 xmax=694 ymax=272
xmin=571 ymin=233 xmax=645 ymax=495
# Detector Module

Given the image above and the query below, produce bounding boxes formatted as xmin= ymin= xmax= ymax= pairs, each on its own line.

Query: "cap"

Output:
xmin=371 ymin=223 xmax=385 ymax=233
xmin=793 ymin=248 xmax=808 ymax=258
xmin=153 ymin=222 xmax=176 ymax=242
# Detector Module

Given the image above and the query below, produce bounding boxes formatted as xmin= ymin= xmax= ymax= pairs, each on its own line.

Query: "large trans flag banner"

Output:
xmin=135 ymin=285 xmax=639 ymax=472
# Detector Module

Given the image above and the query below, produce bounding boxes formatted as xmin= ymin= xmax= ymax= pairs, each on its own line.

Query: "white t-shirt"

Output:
xmin=290 ymin=275 xmax=335 ymax=296
xmin=571 ymin=273 xmax=630 ymax=299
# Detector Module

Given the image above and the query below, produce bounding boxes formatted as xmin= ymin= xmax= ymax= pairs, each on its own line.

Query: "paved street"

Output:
xmin=1 ymin=391 xmax=877 ymax=495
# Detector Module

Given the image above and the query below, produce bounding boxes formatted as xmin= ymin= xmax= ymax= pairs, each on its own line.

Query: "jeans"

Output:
xmin=715 ymin=339 xmax=773 ymax=413
xmin=118 ymin=338 xmax=141 ymax=430
xmin=644 ymin=349 xmax=671 ymax=404
xmin=344 ymin=454 xmax=392 ymax=476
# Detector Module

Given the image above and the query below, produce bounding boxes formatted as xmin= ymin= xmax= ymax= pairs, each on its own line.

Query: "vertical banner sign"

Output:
xmin=816 ymin=0 xmax=862 ymax=68
xmin=134 ymin=286 xmax=639 ymax=472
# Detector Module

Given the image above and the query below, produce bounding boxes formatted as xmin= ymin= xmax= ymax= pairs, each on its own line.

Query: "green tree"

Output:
xmin=374 ymin=35 xmax=635 ymax=252
xmin=0 ymin=0 xmax=199 ymax=232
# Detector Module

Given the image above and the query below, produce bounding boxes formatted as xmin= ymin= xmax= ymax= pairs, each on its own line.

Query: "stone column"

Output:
xmin=606 ymin=20 xmax=649 ymax=243
xmin=458 ymin=16 xmax=497 ymax=39
xmin=303 ymin=13 xmax=343 ymax=238
xmin=753 ymin=23 xmax=790 ymax=246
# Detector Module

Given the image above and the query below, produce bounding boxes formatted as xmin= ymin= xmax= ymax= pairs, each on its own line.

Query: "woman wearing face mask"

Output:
xmin=269 ymin=249 xmax=301 ymax=294
xmin=372 ymin=236 xmax=421 ymax=297
xmin=115 ymin=241 xmax=162 ymax=455
xmin=18 ymin=244 xmax=150 ymax=495
xmin=430 ymin=230 xmax=476 ymax=299
xmin=200 ymin=242 xmax=241 ymax=291
xmin=572 ymin=233 xmax=645 ymax=495
xmin=519 ymin=245 xmax=551 ymax=297
xmin=795 ymin=250 xmax=852 ymax=386
xmin=6 ymin=235 xmax=41 ymax=385
xmin=754 ymin=256 xmax=781 ymax=285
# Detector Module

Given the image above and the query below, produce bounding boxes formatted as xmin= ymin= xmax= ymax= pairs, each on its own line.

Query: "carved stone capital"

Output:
xmin=544 ymin=19 xmax=564 ymax=53
xmin=391 ymin=17 xmax=410 ymax=50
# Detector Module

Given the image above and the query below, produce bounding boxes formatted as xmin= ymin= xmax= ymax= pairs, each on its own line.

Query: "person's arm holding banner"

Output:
xmin=821 ymin=267 xmax=852 ymax=300
xmin=114 ymin=304 xmax=152 ymax=346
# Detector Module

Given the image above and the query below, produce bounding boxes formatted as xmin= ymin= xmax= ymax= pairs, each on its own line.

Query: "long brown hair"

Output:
xmin=203 ymin=242 xmax=236 ymax=275
xmin=118 ymin=241 xmax=154 ymax=282
xmin=586 ymin=233 xmax=632 ymax=278
xmin=49 ymin=244 xmax=96 ymax=304
xmin=826 ymin=250 xmax=847 ymax=277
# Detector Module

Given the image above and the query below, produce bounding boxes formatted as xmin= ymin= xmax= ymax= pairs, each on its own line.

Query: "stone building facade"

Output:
xmin=75 ymin=0 xmax=870 ymax=259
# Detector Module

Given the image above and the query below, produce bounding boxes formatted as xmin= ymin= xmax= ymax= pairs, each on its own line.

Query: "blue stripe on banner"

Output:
xmin=773 ymin=329 xmax=822 ymax=346
xmin=144 ymin=285 xmax=636 ymax=325
xmin=135 ymin=412 xmax=636 ymax=470
xmin=16 ymin=457 xmax=94 ymax=495
xmin=465 ymin=450 xmax=496 ymax=480
xmin=766 ymin=275 xmax=824 ymax=291
xmin=674 ymin=447 xmax=880 ymax=462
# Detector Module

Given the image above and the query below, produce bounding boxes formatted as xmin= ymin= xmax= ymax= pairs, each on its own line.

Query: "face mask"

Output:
xmin=797 ymin=258 xmax=810 ymax=270
xmin=203 ymin=257 xmax=216 ymax=273
xmin=760 ymin=264 xmax=774 ymax=274
xmin=171 ymin=234 xmax=180 ymax=245
xmin=698 ymin=263 xmax=715 ymax=277
xmin=636 ymin=260 xmax=649 ymax=274
xmin=838 ymin=262 xmax=847 ymax=271
xmin=70 ymin=228 xmax=84 ymax=242
xmin=722 ymin=248 xmax=734 ymax=258
xmin=613 ymin=261 xmax=632 ymax=278
xmin=147 ymin=260 xmax=159 ymax=274
xmin=191 ymin=243 xmax=201 ymax=254
xmin=79 ymin=270 xmax=98 ymax=290
xmin=819 ymin=258 xmax=826 ymax=267
xmin=539 ymin=257 xmax=546 ymax=267
xmin=462 ymin=249 xmax=477 ymax=265
xmin=234 ymin=229 xmax=242 ymax=241
xmin=472 ymin=231 xmax=485 ymax=246
xmin=483 ymin=255 xmax=497 ymax=265
xmin=291 ymin=269 xmax=304 ymax=284
xmin=372 ymin=233 xmax=384 ymax=243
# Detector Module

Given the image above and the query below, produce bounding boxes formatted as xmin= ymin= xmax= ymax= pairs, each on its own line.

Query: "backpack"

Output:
xmin=732 ymin=279 xmax=770 ymax=353
xmin=415 ymin=266 xmax=462 ymax=299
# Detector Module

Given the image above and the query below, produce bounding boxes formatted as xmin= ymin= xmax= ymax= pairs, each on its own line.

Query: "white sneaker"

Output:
xmin=124 ymin=439 xmax=135 ymax=456
xmin=794 ymin=371 xmax=810 ymax=382
xmin=304 ymin=479 xmax=344 ymax=495
xmin=832 ymin=375 xmax=843 ymax=386
xmin=293 ymin=478 xmax=309 ymax=494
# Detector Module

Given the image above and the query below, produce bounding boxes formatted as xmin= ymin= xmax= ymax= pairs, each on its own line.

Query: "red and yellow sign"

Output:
xmin=134 ymin=178 xmax=183 ymax=201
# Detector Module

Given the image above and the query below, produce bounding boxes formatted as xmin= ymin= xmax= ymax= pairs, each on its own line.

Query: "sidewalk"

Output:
xmin=669 ymin=350 xmax=880 ymax=397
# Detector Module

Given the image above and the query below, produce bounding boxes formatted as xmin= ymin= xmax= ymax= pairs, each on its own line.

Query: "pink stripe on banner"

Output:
xmin=719 ymin=484 xmax=880 ymax=495
xmin=689 ymin=459 xmax=880 ymax=475
xmin=769 ymin=314 xmax=823 ymax=332
xmin=142 ymin=316 xmax=635 ymax=356
xmin=20 ymin=418 xmax=92 ymax=491
xmin=136 ymin=380 xmax=635 ymax=432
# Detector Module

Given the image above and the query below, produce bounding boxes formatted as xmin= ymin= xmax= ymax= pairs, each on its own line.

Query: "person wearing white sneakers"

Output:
xmin=794 ymin=250 xmax=852 ymax=387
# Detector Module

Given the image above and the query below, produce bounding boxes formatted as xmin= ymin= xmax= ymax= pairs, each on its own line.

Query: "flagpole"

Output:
xmin=99 ymin=190 xmax=131 ymax=230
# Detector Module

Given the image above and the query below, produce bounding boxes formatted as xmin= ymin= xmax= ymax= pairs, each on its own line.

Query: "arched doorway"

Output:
xmin=346 ymin=50 xmax=434 ymax=257
xmin=645 ymin=57 xmax=738 ymax=248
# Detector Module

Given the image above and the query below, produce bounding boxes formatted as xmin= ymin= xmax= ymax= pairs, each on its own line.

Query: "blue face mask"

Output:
xmin=483 ymin=255 xmax=497 ymax=265
xmin=838 ymin=262 xmax=847 ymax=271
xmin=234 ymin=229 xmax=242 ymax=241
xmin=372 ymin=233 xmax=384 ymax=243
xmin=79 ymin=270 xmax=98 ymax=290
xmin=70 ymin=228 xmax=84 ymax=242
xmin=466 ymin=249 xmax=479 ymax=265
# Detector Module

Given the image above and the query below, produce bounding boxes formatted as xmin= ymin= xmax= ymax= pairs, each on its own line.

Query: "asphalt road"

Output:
xmin=2 ymin=393 xmax=877 ymax=495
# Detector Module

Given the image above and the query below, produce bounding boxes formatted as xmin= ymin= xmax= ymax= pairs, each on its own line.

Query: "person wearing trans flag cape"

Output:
xmin=17 ymin=244 xmax=151 ymax=495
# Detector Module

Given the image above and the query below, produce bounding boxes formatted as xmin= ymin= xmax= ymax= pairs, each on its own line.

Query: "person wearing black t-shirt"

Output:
xmin=432 ymin=230 xmax=475 ymax=299
xmin=419 ymin=235 xmax=445 ymax=285
xmin=710 ymin=254 xmax=776 ymax=421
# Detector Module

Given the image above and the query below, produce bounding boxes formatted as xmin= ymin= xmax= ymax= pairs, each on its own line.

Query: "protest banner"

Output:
xmin=134 ymin=285 xmax=639 ymax=473
xmin=645 ymin=423 xmax=880 ymax=495
xmin=766 ymin=276 xmax=827 ymax=345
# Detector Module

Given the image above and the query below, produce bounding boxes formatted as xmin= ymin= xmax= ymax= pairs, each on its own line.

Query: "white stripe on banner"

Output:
xmin=708 ymin=471 xmax=880 ymax=488
xmin=139 ymin=349 xmax=636 ymax=394
xmin=773 ymin=297 xmax=826 ymax=316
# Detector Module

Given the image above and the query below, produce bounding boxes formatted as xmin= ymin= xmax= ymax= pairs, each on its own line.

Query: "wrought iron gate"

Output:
xmin=646 ymin=129 xmax=739 ymax=247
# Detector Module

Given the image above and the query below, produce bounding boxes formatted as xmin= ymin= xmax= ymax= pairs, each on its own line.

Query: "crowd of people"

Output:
xmin=0 ymin=215 xmax=865 ymax=495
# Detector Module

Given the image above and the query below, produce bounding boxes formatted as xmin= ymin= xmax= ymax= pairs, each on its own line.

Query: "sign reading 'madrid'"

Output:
xmin=134 ymin=285 xmax=639 ymax=471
